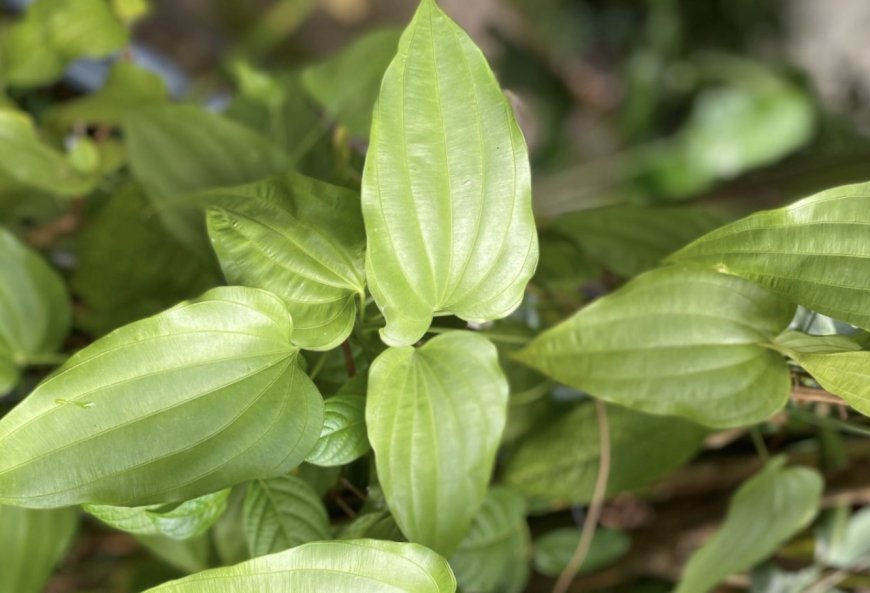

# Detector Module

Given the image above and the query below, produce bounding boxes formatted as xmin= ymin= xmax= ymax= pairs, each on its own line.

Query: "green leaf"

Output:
xmin=787 ymin=351 xmax=870 ymax=416
xmin=243 ymin=475 xmax=330 ymax=557
xmin=137 ymin=532 xmax=210 ymax=574
xmin=551 ymin=204 xmax=724 ymax=278
xmin=205 ymin=173 xmax=366 ymax=351
xmin=302 ymin=28 xmax=401 ymax=137
xmin=449 ymin=487 xmax=530 ymax=593
xmin=772 ymin=331 xmax=861 ymax=356
xmin=339 ymin=510 xmax=404 ymax=541
xmin=0 ymin=505 xmax=78 ymax=593
xmin=142 ymin=539 xmax=457 ymax=593
xmin=0 ymin=227 xmax=71 ymax=391
xmin=824 ymin=507 xmax=870 ymax=568
xmin=515 ymin=266 xmax=795 ymax=428
xmin=0 ymin=109 xmax=100 ymax=196
xmin=367 ymin=331 xmax=509 ymax=555
xmin=503 ymin=403 xmax=706 ymax=506
xmin=532 ymin=527 xmax=630 ymax=578
xmin=675 ymin=459 xmax=823 ymax=593
xmin=305 ymin=394 xmax=369 ymax=466
xmin=671 ymin=182 xmax=870 ymax=330
xmin=0 ymin=286 xmax=323 ymax=508
xmin=85 ymin=489 xmax=230 ymax=539
xmin=362 ymin=0 xmax=538 ymax=347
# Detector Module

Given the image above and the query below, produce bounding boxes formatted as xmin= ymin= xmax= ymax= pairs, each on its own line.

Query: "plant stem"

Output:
xmin=552 ymin=399 xmax=611 ymax=593
xmin=341 ymin=340 xmax=356 ymax=378
xmin=749 ymin=426 xmax=770 ymax=462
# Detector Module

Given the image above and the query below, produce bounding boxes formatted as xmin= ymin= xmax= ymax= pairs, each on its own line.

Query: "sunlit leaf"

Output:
xmin=305 ymin=394 xmax=369 ymax=466
xmin=362 ymin=0 xmax=538 ymax=347
xmin=0 ymin=505 xmax=78 ymax=593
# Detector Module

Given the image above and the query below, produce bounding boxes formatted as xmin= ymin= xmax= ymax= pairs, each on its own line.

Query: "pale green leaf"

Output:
xmin=367 ymin=331 xmax=508 ymax=555
xmin=85 ymin=489 xmax=230 ymax=539
xmin=362 ymin=0 xmax=538 ymax=347
xmin=243 ymin=475 xmax=330 ymax=557
xmin=112 ymin=0 xmax=150 ymax=24
xmin=533 ymin=528 xmax=630 ymax=578
xmin=142 ymin=539 xmax=457 ymax=593
xmin=787 ymin=351 xmax=870 ymax=416
xmin=204 ymin=173 xmax=366 ymax=351
xmin=503 ymin=403 xmax=706 ymax=506
xmin=675 ymin=459 xmax=823 ymax=593
xmin=137 ymin=532 xmax=210 ymax=574
xmin=449 ymin=487 xmax=530 ymax=593
xmin=305 ymin=395 xmax=369 ymax=466
xmin=302 ymin=28 xmax=401 ymax=137
xmin=0 ymin=287 xmax=323 ymax=508
xmin=0 ymin=109 xmax=99 ymax=196
xmin=824 ymin=507 xmax=870 ymax=568
xmin=339 ymin=510 xmax=404 ymax=541
xmin=0 ymin=505 xmax=78 ymax=593
xmin=515 ymin=266 xmax=795 ymax=428
xmin=671 ymin=182 xmax=870 ymax=330
xmin=772 ymin=331 xmax=861 ymax=356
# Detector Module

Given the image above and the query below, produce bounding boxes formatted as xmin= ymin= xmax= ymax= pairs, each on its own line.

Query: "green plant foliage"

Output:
xmin=449 ymin=487 xmax=530 ymax=593
xmin=361 ymin=0 xmax=538 ymax=347
xmin=0 ymin=287 xmax=323 ymax=508
xmin=532 ymin=527 xmax=630 ymax=578
xmin=672 ymin=182 xmax=870 ymax=330
xmin=305 ymin=394 xmax=369 ymax=466
xmin=516 ymin=266 xmax=795 ymax=427
xmin=302 ymin=28 xmax=401 ymax=138
xmin=675 ymin=458 xmax=823 ymax=593
xmin=142 ymin=539 xmax=457 ymax=593
xmin=243 ymin=475 xmax=330 ymax=557
xmin=0 ymin=505 xmax=78 ymax=593
xmin=788 ymin=352 xmax=870 ymax=416
xmin=205 ymin=173 xmax=366 ymax=350
xmin=503 ymin=403 xmax=707 ymax=505
xmin=137 ymin=533 xmax=211 ymax=574
xmin=366 ymin=331 xmax=508 ymax=555
xmin=85 ymin=489 xmax=230 ymax=539
xmin=0 ymin=227 xmax=70 ymax=391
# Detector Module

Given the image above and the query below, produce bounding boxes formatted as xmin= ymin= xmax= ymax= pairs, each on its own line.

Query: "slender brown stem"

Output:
xmin=553 ymin=399 xmax=611 ymax=593
xmin=791 ymin=386 xmax=845 ymax=406
xmin=341 ymin=340 xmax=356 ymax=378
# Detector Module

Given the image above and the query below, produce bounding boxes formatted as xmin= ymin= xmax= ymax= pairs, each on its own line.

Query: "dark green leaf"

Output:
xmin=533 ymin=527 xmax=630 ymax=578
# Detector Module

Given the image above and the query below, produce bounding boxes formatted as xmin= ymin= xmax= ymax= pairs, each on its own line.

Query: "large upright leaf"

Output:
xmin=449 ymin=487 xmax=530 ymax=593
xmin=205 ymin=173 xmax=366 ymax=350
xmin=515 ymin=266 xmax=795 ymax=428
xmin=0 ymin=505 xmax=78 ymax=593
xmin=671 ymin=182 xmax=870 ymax=330
xmin=675 ymin=459 xmax=823 ymax=593
xmin=367 ymin=331 xmax=508 ymax=555
xmin=361 ymin=0 xmax=538 ymax=347
xmin=243 ymin=475 xmax=330 ymax=557
xmin=503 ymin=403 xmax=706 ymax=506
xmin=0 ymin=287 xmax=323 ymax=508
xmin=0 ymin=227 xmax=71 ymax=391
xmin=143 ymin=539 xmax=456 ymax=593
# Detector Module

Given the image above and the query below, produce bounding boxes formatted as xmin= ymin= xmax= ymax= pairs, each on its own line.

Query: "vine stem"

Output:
xmin=553 ymin=398 xmax=611 ymax=593
xmin=341 ymin=340 xmax=356 ymax=378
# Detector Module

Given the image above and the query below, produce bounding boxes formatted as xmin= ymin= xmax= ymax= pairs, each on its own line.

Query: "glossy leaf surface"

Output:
xmin=362 ymin=0 xmax=538 ymax=347
xmin=305 ymin=395 xmax=369 ymax=466
xmin=675 ymin=459 xmax=823 ymax=593
xmin=205 ymin=173 xmax=366 ymax=350
xmin=243 ymin=475 xmax=330 ymax=557
xmin=672 ymin=182 xmax=870 ymax=330
xmin=516 ymin=266 xmax=795 ymax=428
xmin=0 ymin=287 xmax=323 ymax=508
xmin=367 ymin=331 xmax=508 ymax=555
xmin=0 ymin=505 xmax=78 ymax=593
xmin=143 ymin=539 xmax=457 ymax=593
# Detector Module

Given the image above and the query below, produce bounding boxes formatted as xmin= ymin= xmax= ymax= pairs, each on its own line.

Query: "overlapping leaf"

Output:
xmin=0 ymin=505 xmax=78 ymax=593
xmin=362 ymin=0 xmax=538 ymax=347
xmin=367 ymin=331 xmax=508 ymax=555
xmin=143 ymin=539 xmax=457 ymax=593
xmin=305 ymin=395 xmax=369 ymax=466
xmin=243 ymin=475 xmax=330 ymax=557
xmin=205 ymin=173 xmax=366 ymax=350
xmin=671 ymin=182 xmax=870 ymax=330
xmin=0 ymin=287 xmax=323 ymax=508
xmin=515 ymin=266 xmax=795 ymax=427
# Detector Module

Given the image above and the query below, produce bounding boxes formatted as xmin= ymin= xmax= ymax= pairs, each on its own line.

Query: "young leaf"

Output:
xmin=305 ymin=394 xmax=369 ymax=466
xmin=532 ymin=528 xmax=630 ymax=578
xmin=671 ymin=182 xmax=870 ymax=330
xmin=243 ymin=475 xmax=330 ymax=557
xmin=503 ymin=403 xmax=706 ymax=506
xmin=515 ymin=266 xmax=795 ymax=428
xmin=786 ymin=351 xmax=870 ymax=416
xmin=142 ymin=539 xmax=457 ymax=593
xmin=205 ymin=173 xmax=366 ymax=351
xmin=0 ymin=227 xmax=71 ymax=391
xmin=449 ymin=487 xmax=531 ymax=593
xmin=362 ymin=0 xmax=538 ymax=347
xmin=0 ymin=505 xmax=78 ymax=593
xmin=85 ymin=489 xmax=230 ymax=540
xmin=0 ymin=287 xmax=323 ymax=508
xmin=675 ymin=459 xmax=823 ymax=593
